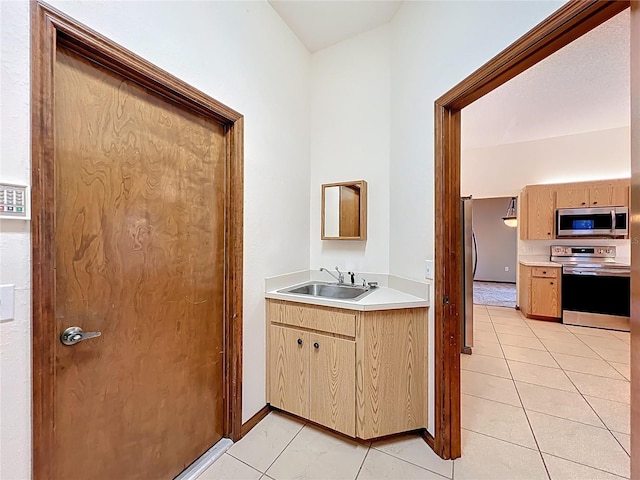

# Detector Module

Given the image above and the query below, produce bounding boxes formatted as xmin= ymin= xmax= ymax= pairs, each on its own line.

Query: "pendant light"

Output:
xmin=502 ymin=197 xmax=517 ymax=228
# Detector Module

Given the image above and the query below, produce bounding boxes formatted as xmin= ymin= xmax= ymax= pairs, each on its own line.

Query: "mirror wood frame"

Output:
xmin=321 ymin=180 xmax=368 ymax=241
xmin=433 ymin=0 xmax=632 ymax=461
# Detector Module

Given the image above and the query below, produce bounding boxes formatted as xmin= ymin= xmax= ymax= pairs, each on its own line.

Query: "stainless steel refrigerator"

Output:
xmin=461 ymin=196 xmax=476 ymax=354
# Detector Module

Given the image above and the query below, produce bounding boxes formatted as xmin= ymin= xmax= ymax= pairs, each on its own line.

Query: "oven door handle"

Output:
xmin=563 ymin=267 xmax=630 ymax=277
xmin=611 ymin=209 xmax=615 ymax=234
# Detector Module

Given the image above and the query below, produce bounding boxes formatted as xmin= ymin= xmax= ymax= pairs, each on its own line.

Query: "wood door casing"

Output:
xmin=53 ymin=47 xmax=225 ymax=479
xmin=309 ymin=334 xmax=356 ymax=437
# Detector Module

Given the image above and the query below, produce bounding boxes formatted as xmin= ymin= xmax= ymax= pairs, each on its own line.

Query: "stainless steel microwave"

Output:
xmin=556 ymin=206 xmax=629 ymax=237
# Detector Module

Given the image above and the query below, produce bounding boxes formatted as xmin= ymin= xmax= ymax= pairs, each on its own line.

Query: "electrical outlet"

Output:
xmin=0 ymin=284 xmax=15 ymax=321
xmin=504 ymin=266 xmax=509 ymax=272
xmin=425 ymin=260 xmax=434 ymax=280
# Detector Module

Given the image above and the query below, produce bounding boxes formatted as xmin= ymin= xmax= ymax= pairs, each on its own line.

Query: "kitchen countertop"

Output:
xmin=265 ymin=283 xmax=429 ymax=311
xmin=519 ymin=260 xmax=562 ymax=267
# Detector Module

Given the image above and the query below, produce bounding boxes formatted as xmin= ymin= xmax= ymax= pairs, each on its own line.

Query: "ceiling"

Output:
xmin=268 ymin=2 xmax=629 ymax=150
xmin=269 ymin=1 xmax=402 ymax=53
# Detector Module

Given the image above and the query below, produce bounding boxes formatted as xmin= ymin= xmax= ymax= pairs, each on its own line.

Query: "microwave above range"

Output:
xmin=556 ymin=206 xmax=628 ymax=238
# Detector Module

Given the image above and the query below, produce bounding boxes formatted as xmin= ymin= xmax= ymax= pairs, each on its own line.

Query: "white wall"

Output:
xmin=0 ymin=1 xmax=310 ymax=478
xmin=309 ymin=24 xmax=390 ymax=276
xmin=388 ymin=0 xmax=565 ymax=435
xmin=462 ymin=127 xmax=631 ymax=198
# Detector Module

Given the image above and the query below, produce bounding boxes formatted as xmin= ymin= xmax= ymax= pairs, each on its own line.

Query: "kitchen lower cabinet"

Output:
xmin=519 ymin=265 xmax=561 ymax=319
xmin=266 ymin=299 xmax=427 ymax=440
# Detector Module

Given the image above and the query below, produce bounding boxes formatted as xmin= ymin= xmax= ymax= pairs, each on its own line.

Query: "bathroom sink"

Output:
xmin=279 ymin=282 xmax=376 ymax=301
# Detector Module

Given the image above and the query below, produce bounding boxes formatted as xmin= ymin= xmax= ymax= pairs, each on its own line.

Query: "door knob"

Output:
xmin=60 ymin=326 xmax=102 ymax=346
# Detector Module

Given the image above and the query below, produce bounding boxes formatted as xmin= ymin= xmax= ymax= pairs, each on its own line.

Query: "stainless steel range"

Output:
xmin=551 ymin=246 xmax=630 ymax=332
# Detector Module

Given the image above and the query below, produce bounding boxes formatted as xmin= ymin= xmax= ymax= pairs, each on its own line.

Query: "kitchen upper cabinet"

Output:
xmin=556 ymin=180 xmax=629 ymax=208
xmin=519 ymin=265 xmax=561 ymax=319
xmin=521 ymin=185 xmax=555 ymax=240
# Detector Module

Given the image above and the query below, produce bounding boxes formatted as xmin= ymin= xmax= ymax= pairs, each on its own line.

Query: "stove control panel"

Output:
xmin=550 ymin=245 xmax=615 ymax=258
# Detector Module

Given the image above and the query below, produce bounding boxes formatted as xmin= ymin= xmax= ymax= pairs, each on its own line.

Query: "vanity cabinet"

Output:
xmin=519 ymin=265 xmax=561 ymax=319
xmin=266 ymin=299 xmax=427 ymax=440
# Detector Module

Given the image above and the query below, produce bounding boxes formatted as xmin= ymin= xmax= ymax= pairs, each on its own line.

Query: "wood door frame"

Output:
xmin=433 ymin=0 xmax=630 ymax=459
xmin=31 ymin=2 xmax=244 ymax=478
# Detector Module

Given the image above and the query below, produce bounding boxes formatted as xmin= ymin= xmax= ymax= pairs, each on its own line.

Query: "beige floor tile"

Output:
xmin=461 ymin=370 xmax=520 ymax=406
xmin=584 ymin=396 xmax=630 ymax=434
xmin=590 ymin=346 xmax=630 ymax=364
xmin=576 ymin=335 xmax=629 ymax=352
xmin=461 ymin=394 xmax=536 ymax=449
xmin=612 ymin=431 xmax=630 ymax=456
xmin=493 ymin=323 xmax=535 ymax=337
xmin=491 ymin=315 xmax=529 ymax=327
xmin=474 ymin=330 xmax=499 ymax=344
xmin=542 ymin=454 xmax=628 ymax=480
xmin=228 ymin=412 xmax=305 ymax=472
xmin=527 ymin=411 xmax=629 ymax=478
xmin=356 ymin=448 xmax=446 ymax=480
xmin=551 ymin=353 xmax=626 ymax=380
xmin=199 ymin=454 xmax=262 ymax=480
xmin=529 ymin=329 xmax=581 ymax=343
xmin=454 ymin=429 xmax=548 ymax=480
xmin=461 ymin=353 xmax=511 ymax=378
xmin=487 ymin=307 xmax=522 ymax=318
xmin=508 ymin=361 xmax=577 ymax=392
xmin=525 ymin=320 xmax=569 ymax=331
xmin=497 ymin=333 xmax=546 ymax=350
xmin=516 ymin=382 xmax=604 ymax=427
xmin=474 ymin=321 xmax=495 ymax=332
xmin=474 ymin=314 xmax=492 ymax=324
xmin=610 ymin=331 xmax=630 ymax=343
xmin=539 ymin=338 xmax=600 ymax=359
xmin=502 ymin=345 xmax=559 ymax=368
xmin=266 ymin=425 xmax=368 ymax=480
xmin=566 ymin=371 xmax=630 ymax=404
xmin=470 ymin=342 xmax=504 ymax=358
xmin=564 ymin=325 xmax=618 ymax=338
xmin=608 ymin=361 xmax=630 ymax=381
xmin=372 ymin=434 xmax=452 ymax=479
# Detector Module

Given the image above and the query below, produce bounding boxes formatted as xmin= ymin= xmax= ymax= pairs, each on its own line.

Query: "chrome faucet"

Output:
xmin=320 ymin=266 xmax=344 ymax=284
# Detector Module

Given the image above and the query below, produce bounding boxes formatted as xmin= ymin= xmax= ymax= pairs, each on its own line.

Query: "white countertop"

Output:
xmin=519 ymin=260 xmax=562 ymax=267
xmin=265 ymin=283 xmax=429 ymax=311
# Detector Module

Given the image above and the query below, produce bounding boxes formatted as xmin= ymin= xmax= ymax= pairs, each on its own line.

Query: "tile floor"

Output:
xmin=198 ymin=305 xmax=631 ymax=480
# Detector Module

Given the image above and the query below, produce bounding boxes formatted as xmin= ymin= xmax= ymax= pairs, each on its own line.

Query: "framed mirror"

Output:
xmin=321 ymin=180 xmax=367 ymax=240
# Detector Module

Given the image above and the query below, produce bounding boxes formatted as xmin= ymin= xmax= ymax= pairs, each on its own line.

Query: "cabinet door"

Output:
xmin=531 ymin=277 xmax=560 ymax=318
xmin=590 ymin=183 xmax=629 ymax=207
xmin=309 ymin=334 xmax=355 ymax=437
xmin=269 ymin=325 xmax=309 ymax=418
xmin=556 ymin=186 xmax=589 ymax=208
xmin=525 ymin=186 xmax=556 ymax=239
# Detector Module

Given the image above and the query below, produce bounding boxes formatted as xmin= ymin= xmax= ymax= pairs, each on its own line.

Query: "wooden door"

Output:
xmin=53 ymin=47 xmax=226 ymax=479
xmin=269 ymin=325 xmax=309 ymax=418
xmin=309 ymin=334 xmax=355 ymax=436
xmin=525 ymin=185 xmax=556 ymax=239
xmin=556 ymin=186 xmax=589 ymax=208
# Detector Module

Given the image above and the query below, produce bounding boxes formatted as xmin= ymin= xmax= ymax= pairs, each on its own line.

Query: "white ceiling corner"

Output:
xmin=269 ymin=0 xmax=403 ymax=53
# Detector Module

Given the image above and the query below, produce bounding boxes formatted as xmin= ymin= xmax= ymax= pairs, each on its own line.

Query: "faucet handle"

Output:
xmin=334 ymin=266 xmax=344 ymax=283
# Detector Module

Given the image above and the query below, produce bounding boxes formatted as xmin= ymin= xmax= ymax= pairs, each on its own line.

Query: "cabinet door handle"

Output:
xmin=542 ymin=271 xmax=547 ymax=274
xmin=313 ymin=342 xmax=319 ymax=349
xmin=550 ymin=282 xmax=554 ymax=285
xmin=297 ymin=338 xmax=303 ymax=346
xmin=593 ymin=201 xmax=598 ymax=205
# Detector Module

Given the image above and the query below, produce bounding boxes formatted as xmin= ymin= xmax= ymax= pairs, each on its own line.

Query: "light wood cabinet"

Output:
xmin=518 ymin=264 xmax=561 ymax=319
xmin=521 ymin=185 xmax=555 ymax=240
xmin=266 ymin=299 xmax=427 ymax=440
xmin=556 ymin=180 xmax=629 ymax=208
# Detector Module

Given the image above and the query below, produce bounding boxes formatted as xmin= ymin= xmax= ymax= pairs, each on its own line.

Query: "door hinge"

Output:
xmin=443 ymin=295 xmax=450 ymax=305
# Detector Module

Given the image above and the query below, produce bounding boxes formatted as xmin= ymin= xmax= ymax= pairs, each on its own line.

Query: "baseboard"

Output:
xmin=240 ymin=404 xmax=271 ymax=437
xmin=421 ymin=429 xmax=435 ymax=450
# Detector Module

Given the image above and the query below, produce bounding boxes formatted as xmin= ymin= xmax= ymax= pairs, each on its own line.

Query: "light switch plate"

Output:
xmin=0 ymin=284 xmax=15 ymax=321
xmin=425 ymin=260 xmax=434 ymax=280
